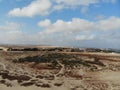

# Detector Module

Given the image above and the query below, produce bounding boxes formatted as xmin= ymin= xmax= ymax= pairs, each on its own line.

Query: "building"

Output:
xmin=0 ymin=47 xmax=9 ymax=52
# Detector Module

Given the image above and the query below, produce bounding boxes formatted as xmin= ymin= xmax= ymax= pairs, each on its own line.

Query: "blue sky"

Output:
xmin=0 ymin=0 xmax=120 ymax=49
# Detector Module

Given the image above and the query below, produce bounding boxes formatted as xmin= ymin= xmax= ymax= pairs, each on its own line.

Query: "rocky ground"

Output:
xmin=0 ymin=50 xmax=120 ymax=90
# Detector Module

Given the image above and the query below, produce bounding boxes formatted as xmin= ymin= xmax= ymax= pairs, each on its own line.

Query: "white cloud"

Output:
xmin=81 ymin=6 xmax=89 ymax=14
xmin=0 ymin=17 xmax=120 ymax=48
xmin=55 ymin=0 xmax=99 ymax=6
xmin=0 ymin=22 xmax=26 ymax=44
xmin=96 ymin=16 xmax=120 ymax=30
xmin=38 ymin=16 xmax=120 ymax=35
xmin=38 ymin=18 xmax=94 ymax=34
xmin=9 ymin=0 xmax=52 ymax=17
xmin=38 ymin=19 xmax=51 ymax=27
xmin=8 ymin=0 xmax=117 ymax=17
xmin=1 ymin=16 xmax=120 ymax=46
xmin=0 ymin=31 xmax=27 ymax=44
xmin=75 ymin=35 xmax=95 ymax=41
xmin=36 ymin=16 xmax=120 ymax=46
xmin=102 ymin=0 xmax=117 ymax=3
xmin=0 ymin=22 xmax=21 ymax=31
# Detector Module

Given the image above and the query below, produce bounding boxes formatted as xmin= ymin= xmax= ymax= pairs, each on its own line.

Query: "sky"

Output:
xmin=0 ymin=0 xmax=120 ymax=49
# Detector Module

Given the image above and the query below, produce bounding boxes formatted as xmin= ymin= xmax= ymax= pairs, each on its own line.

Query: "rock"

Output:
xmin=0 ymin=71 xmax=9 ymax=79
xmin=0 ymin=70 xmax=31 ymax=81
xmin=17 ymin=75 xmax=31 ymax=81
xmin=6 ymin=83 xmax=13 ymax=87
xmin=44 ymin=75 xmax=54 ymax=80
xmin=0 ymin=70 xmax=9 ymax=75
xmin=21 ymin=81 xmax=34 ymax=86
xmin=35 ymin=81 xmax=43 ymax=87
xmin=54 ymin=83 xmax=63 ymax=86
xmin=36 ymin=75 xmax=55 ymax=80
xmin=0 ymin=80 xmax=6 ymax=84
xmin=40 ymin=83 xmax=51 ymax=88
xmin=17 ymin=80 xmax=23 ymax=83
xmin=36 ymin=75 xmax=44 ymax=79
xmin=5 ymin=75 xmax=17 ymax=80
xmin=30 ymin=79 xmax=38 ymax=83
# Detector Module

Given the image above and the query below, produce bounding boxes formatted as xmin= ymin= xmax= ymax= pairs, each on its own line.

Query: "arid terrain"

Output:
xmin=0 ymin=45 xmax=120 ymax=90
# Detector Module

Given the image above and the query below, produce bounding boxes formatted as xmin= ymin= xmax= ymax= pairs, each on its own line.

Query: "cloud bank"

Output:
xmin=0 ymin=16 xmax=120 ymax=49
xmin=38 ymin=16 xmax=120 ymax=34
xmin=8 ymin=0 xmax=117 ymax=17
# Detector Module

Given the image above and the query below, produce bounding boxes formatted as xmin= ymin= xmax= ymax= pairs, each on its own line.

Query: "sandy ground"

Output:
xmin=0 ymin=51 xmax=120 ymax=90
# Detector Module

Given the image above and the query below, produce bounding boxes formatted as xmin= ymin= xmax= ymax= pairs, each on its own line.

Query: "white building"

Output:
xmin=0 ymin=47 xmax=9 ymax=51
